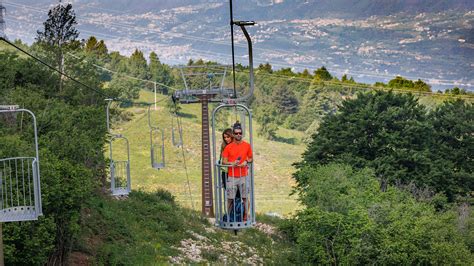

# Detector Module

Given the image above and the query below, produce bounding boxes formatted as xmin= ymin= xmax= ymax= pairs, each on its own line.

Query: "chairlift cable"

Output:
xmin=174 ymin=102 xmax=195 ymax=211
xmin=66 ymin=52 xmax=177 ymax=91
xmin=0 ymin=37 xmax=109 ymax=98
xmin=229 ymin=0 xmax=237 ymax=99
xmin=1 ymin=37 xmax=177 ymax=105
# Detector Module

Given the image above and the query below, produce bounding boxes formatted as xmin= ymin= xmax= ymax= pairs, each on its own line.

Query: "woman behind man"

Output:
xmin=219 ymin=128 xmax=234 ymax=188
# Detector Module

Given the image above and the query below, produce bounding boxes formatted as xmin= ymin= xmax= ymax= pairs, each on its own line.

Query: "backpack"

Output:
xmin=223 ymin=190 xmax=243 ymax=222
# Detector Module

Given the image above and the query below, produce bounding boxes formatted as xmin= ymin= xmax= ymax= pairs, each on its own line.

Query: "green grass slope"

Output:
xmin=74 ymin=190 xmax=295 ymax=264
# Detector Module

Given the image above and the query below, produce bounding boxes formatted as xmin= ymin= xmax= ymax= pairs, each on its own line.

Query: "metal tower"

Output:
xmin=0 ymin=0 xmax=6 ymax=39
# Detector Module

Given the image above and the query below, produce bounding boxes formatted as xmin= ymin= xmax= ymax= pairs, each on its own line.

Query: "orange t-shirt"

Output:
xmin=222 ymin=141 xmax=253 ymax=177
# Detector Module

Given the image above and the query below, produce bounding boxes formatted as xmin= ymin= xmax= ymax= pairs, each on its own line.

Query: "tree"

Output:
xmin=274 ymin=67 xmax=295 ymax=76
xmin=299 ymin=69 xmax=312 ymax=79
xmin=388 ymin=76 xmax=432 ymax=91
xmin=128 ymin=48 xmax=147 ymax=79
xmin=313 ymin=66 xmax=332 ymax=81
xmin=428 ymin=100 xmax=474 ymax=200
xmin=284 ymin=163 xmax=473 ymax=265
xmin=413 ymin=79 xmax=431 ymax=92
xmin=342 ymin=74 xmax=356 ymax=83
xmin=298 ymin=91 xmax=432 ymax=191
xmin=255 ymin=105 xmax=278 ymax=140
xmin=271 ymin=82 xmax=299 ymax=115
xmin=257 ymin=62 xmax=273 ymax=73
xmin=84 ymin=36 xmax=108 ymax=57
xmin=149 ymin=51 xmax=173 ymax=91
xmin=107 ymin=74 xmax=141 ymax=100
xmin=36 ymin=3 xmax=79 ymax=93
xmin=341 ymin=74 xmax=349 ymax=82
xmin=451 ymin=87 xmax=461 ymax=95
xmin=1 ymin=49 xmax=107 ymax=264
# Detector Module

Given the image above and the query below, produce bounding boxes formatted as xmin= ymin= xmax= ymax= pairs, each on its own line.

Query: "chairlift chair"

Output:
xmin=148 ymin=105 xmax=165 ymax=169
xmin=106 ymin=99 xmax=132 ymax=196
xmin=109 ymin=134 xmax=131 ymax=196
xmin=0 ymin=107 xmax=42 ymax=222
xmin=212 ymin=103 xmax=255 ymax=230
xmin=171 ymin=113 xmax=183 ymax=148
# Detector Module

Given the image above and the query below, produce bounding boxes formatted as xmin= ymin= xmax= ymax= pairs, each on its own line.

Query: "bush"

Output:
xmin=286 ymin=163 xmax=473 ymax=264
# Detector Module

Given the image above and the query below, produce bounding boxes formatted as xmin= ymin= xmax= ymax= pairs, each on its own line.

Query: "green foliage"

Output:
xmin=285 ymin=164 xmax=473 ymax=265
xmin=3 ymin=217 xmax=56 ymax=265
xmin=271 ymin=81 xmax=299 ymax=115
xmin=428 ymin=100 xmax=474 ymax=199
xmin=35 ymin=3 xmax=79 ymax=48
xmin=255 ymin=105 xmax=279 ymax=140
xmin=388 ymin=76 xmax=432 ymax=92
xmin=298 ymin=90 xmax=472 ymax=200
xmin=313 ymin=66 xmax=332 ymax=81
xmin=341 ymin=74 xmax=356 ymax=83
xmin=257 ymin=62 xmax=273 ymax=74
xmin=300 ymin=90 xmax=434 ymax=191
xmin=84 ymin=36 xmax=108 ymax=57
xmin=107 ymin=74 xmax=141 ymax=99
xmin=149 ymin=51 xmax=173 ymax=92
xmin=129 ymin=49 xmax=147 ymax=80
xmin=80 ymin=190 xmax=186 ymax=264
xmin=1 ymin=37 xmax=107 ymax=264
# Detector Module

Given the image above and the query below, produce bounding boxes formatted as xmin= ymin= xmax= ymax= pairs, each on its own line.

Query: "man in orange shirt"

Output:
xmin=222 ymin=122 xmax=253 ymax=221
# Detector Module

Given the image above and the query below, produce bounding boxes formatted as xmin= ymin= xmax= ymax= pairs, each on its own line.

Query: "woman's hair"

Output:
xmin=221 ymin=128 xmax=234 ymax=152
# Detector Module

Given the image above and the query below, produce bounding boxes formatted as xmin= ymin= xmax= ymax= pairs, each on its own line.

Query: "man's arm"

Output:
xmin=247 ymin=144 xmax=253 ymax=163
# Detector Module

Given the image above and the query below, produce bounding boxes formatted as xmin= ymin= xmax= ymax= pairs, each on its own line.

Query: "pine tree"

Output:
xmin=36 ymin=3 xmax=79 ymax=93
xmin=313 ymin=66 xmax=332 ymax=81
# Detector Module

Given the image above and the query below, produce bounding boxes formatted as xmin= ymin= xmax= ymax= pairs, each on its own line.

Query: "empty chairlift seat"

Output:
xmin=0 ymin=107 xmax=42 ymax=222
xmin=148 ymin=105 xmax=165 ymax=169
xmin=109 ymin=135 xmax=131 ymax=196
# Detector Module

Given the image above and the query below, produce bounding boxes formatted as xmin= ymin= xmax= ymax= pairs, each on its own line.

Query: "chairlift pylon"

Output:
xmin=106 ymin=99 xmax=132 ymax=196
xmin=0 ymin=107 xmax=42 ymax=222
xmin=147 ymin=105 xmax=165 ymax=169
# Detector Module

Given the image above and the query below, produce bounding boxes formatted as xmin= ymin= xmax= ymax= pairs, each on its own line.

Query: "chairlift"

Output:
xmin=212 ymin=103 xmax=255 ymax=230
xmin=147 ymin=105 xmax=165 ymax=169
xmin=106 ymin=99 xmax=132 ymax=196
xmin=109 ymin=134 xmax=131 ymax=196
xmin=0 ymin=107 xmax=42 ymax=222
xmin=171 ymin=113 xmax=183 ymax=148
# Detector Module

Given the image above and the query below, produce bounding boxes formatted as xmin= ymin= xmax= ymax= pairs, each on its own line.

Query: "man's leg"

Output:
xmin=226 ymin=177 xmax=237 ymax=221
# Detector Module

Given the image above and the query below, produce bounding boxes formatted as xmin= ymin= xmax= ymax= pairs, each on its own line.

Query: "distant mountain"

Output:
xmin=81 ymin=0 xmax=474 ymax=18
xmin=2 ymin=0 xmax=473 ymax=90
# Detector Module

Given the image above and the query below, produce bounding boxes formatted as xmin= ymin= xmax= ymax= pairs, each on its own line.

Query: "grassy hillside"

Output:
xmin=108 ymin=90 xmax=305 ymax=216
xmin=74 ymin=190 xmax=295 ymax=264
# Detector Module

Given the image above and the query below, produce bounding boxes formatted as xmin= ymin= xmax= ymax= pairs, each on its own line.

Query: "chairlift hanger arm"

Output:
xmin=226 ymin=1 xmax=255 ymax=104
xmin=233 ymin=20 xmax=256 ymax=26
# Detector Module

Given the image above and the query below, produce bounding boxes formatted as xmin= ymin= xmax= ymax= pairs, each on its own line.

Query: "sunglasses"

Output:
xmin=233 ymin=132 xmax=242 ymax=135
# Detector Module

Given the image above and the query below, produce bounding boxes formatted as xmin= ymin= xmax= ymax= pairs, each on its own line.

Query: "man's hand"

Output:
xmin=238 ymin=160 xmax=248 ymax=167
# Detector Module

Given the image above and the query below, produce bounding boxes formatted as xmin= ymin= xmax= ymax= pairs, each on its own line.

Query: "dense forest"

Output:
xmin=0 ymin=3 xmax=473 ymax=265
